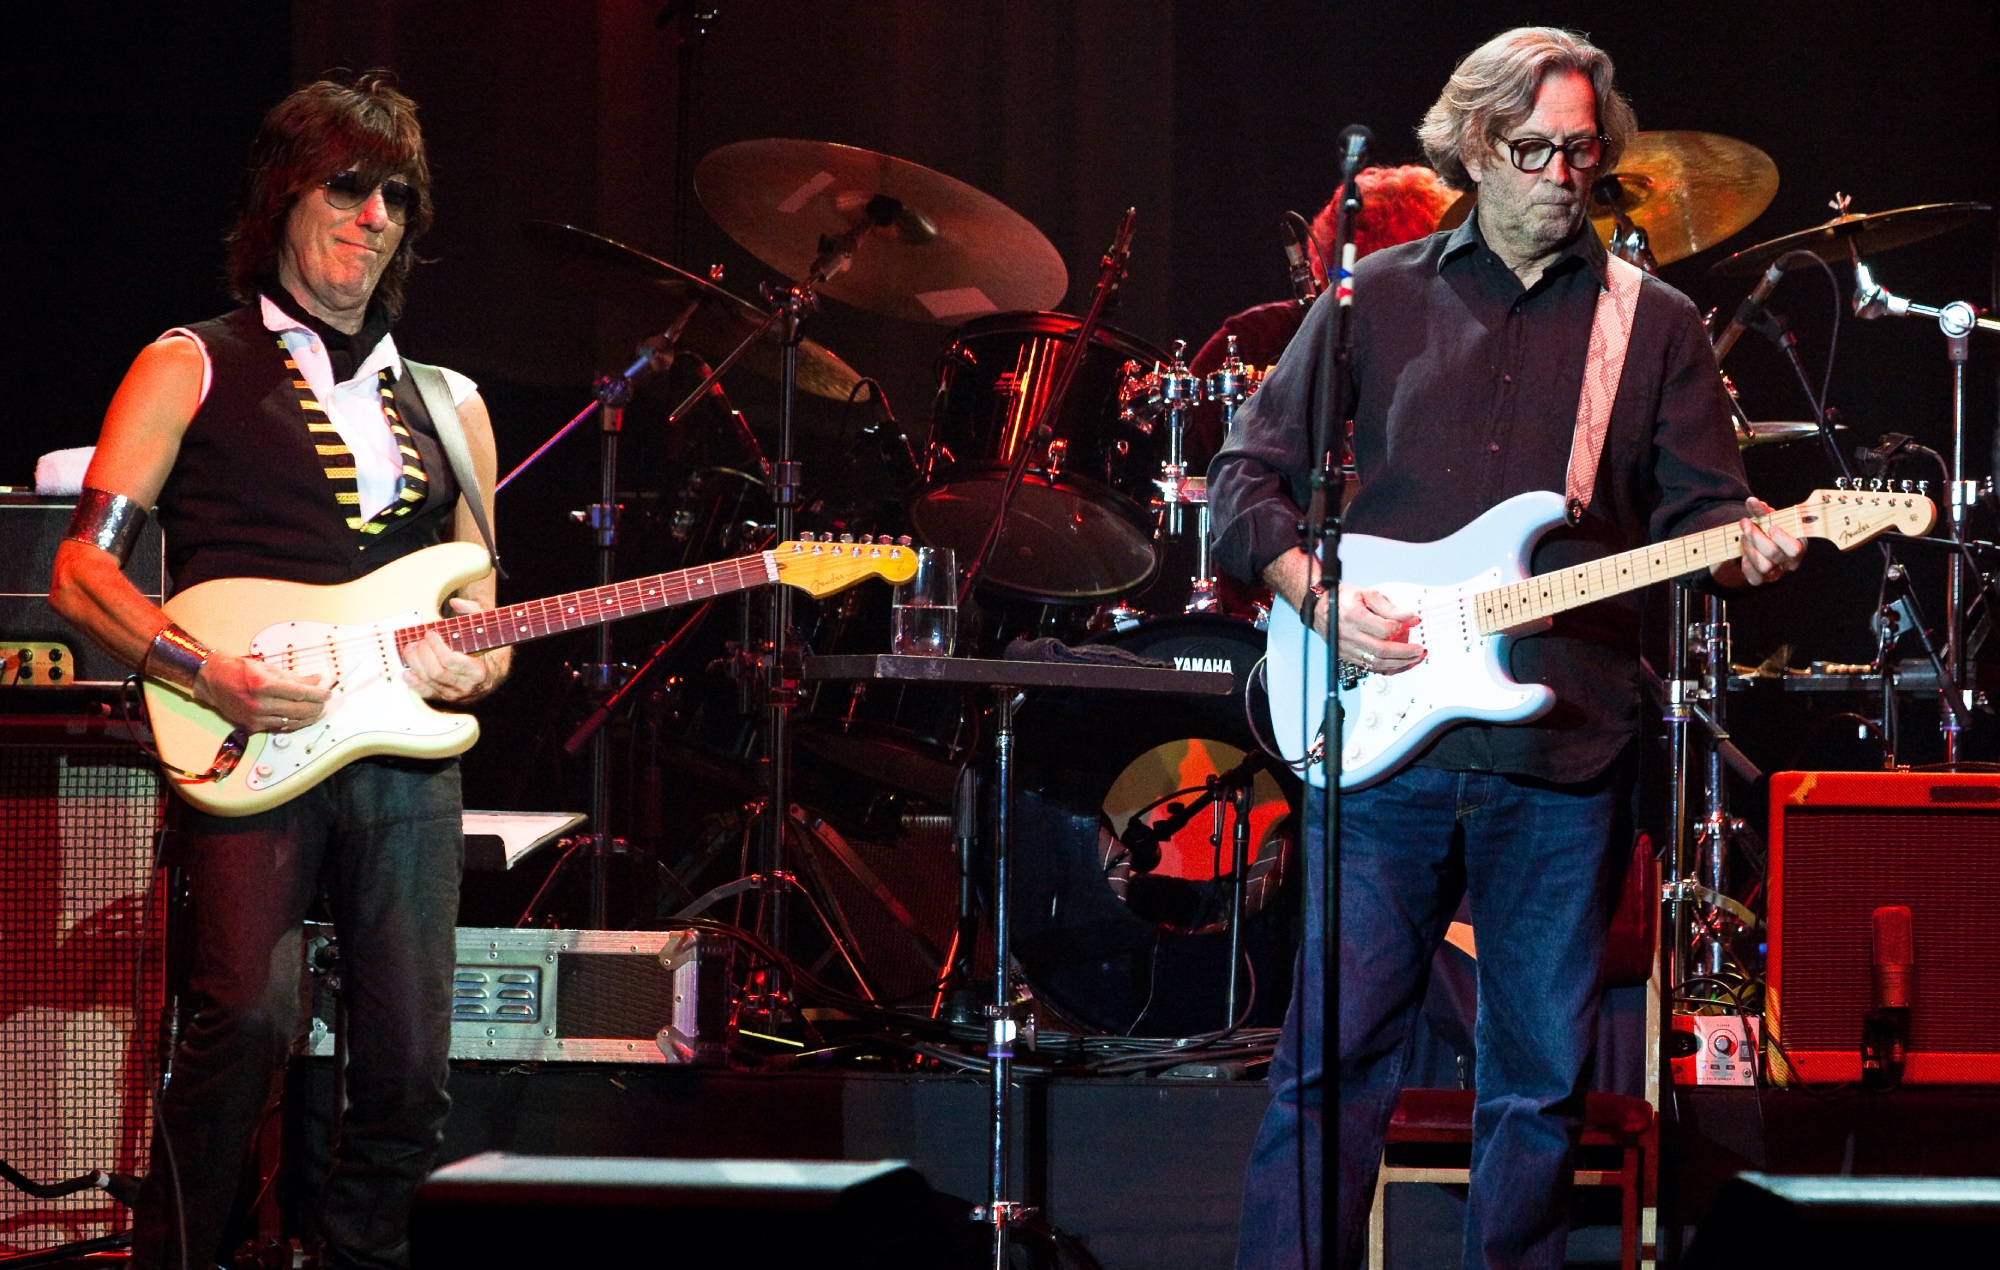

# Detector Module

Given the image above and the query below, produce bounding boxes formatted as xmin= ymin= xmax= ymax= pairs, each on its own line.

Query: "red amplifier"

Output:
xmin=1766 ymin=771 xmax=2000 ymax=1084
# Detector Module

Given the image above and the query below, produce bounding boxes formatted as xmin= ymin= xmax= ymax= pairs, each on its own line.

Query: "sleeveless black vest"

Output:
xmin=156 ymin=305 xmax=461 ymax=593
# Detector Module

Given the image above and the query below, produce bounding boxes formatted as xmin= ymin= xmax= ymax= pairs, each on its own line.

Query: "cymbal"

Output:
xmin=521 ymin=220 xmax=862 ymax=401
xmin=695 ymin=139 xmax=1068 ymax=325
xmin=1430 ymin=131 xmax=1778 ymax=266
xmin=1588 ymin=132 xmax=1777 ymax=266
xmin=1710 ymin=200 xmax=1992 ymax=276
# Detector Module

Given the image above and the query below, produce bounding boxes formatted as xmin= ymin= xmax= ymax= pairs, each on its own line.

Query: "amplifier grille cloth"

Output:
xmin=0 ymin=743 xmax=164 ymax=1253
xmin=1779 ymin=807 xmax=2000 ymax=1052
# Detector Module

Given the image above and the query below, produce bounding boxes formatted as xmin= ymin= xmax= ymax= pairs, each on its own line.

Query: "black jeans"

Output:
xmin=134 ymin=758 xmax=462 ymax=1270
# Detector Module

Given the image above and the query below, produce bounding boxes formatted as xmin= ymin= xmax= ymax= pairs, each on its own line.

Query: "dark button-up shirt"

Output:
xmin=1207 ymin=214 xmax=1753 ymax=783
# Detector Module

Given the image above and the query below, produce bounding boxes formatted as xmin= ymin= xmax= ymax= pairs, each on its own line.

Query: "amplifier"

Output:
xmin=0 ymin=495 xmax=166 ymax=684
xmin=1766 ymin=771 xmax=2000 ymax=1084
xmin=306 ymin=927 xmax=733 ymax=1064
xmin=0 ymin=727 xmax=165 ymax=1254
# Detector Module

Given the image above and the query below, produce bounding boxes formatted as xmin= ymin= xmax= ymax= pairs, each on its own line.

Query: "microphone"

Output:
xmin=1711 ymin=259 xmax=1786 ymax=364
xmin=1119 ymin=816 xmax=1165 ymax=873
xmin=1861 ymin=904 xmax=1914 ymax=1090
xmin=1338 ymin=125 xmax=1373 ymax=180
xmin=1280 ymin=211 xmax=1321 ymax=304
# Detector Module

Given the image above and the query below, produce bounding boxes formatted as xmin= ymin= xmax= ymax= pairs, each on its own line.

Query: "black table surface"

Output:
xmin=802 ymin=653 xmax=1234 ymax=696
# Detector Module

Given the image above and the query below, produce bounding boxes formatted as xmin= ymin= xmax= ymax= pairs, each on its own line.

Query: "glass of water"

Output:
xmin=891 ymin=546 xmax=957 ymax=657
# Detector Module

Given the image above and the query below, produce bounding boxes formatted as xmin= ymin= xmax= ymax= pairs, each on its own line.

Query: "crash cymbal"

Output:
xmin=1587 ymin=131 xmax=1777 ymax=266
xmin=1428 ymin=132 xmax=1777 ymax=267
xmin=1710 ymin=200 xmax=1992 ymax=277
xmin=695 ymin=139 xmax=1069 ymax=325
xmin=522 ymin=220 xmax=862 ymax=401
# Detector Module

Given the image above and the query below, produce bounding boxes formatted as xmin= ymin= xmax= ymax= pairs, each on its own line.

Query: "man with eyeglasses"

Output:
xmin=1209 ymin=27 xmax=1801 ymax=1270
xmin=48 ymin=72 xmax=504 ymax=1270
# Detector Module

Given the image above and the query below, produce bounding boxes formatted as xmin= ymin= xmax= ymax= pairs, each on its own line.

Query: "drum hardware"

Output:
xmin=1119 ymin=339 xmax=1232 ymax=615
xmin=915 ymin=308 xmax=1167 ymax=602
xmin=1839 ymin=228 xmax=2000 ymax=763
xmin=519 ymin=220 xmax=861 ymax=403
xmin=954 ymin=209 xmax=1140 ymax=608
xmin=692 ymin=139 xmax=1069 ymax=326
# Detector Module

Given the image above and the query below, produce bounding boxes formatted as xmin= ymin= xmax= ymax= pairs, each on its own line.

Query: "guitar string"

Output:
xmin=246 ymin=554 xmax=779 ymax=676
xmin=1328 ymin=499 xmax=1912 ymax=642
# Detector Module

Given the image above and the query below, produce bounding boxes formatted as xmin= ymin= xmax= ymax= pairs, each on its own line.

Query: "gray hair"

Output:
xmin=1416 ymin=27 xmax=1637 ymax=189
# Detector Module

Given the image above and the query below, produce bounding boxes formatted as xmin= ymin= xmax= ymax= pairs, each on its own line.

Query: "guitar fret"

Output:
xmin=390 ymin=542 xmax=879 ymax=657
xmin=1472 ymin=507 xmax=1815 ymax=637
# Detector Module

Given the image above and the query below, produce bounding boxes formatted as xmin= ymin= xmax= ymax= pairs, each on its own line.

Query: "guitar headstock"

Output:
xmin=1797 ymin=484 xmax=1937 ymax=551
xmin=773 ymin=535 xmax=921 ymax=597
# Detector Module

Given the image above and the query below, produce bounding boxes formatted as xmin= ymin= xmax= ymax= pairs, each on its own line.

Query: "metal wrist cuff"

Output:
xmin=144 ymin=624 xmax=212 ymax=694
xmin=64 ymin=487 xmax=150 ymax=565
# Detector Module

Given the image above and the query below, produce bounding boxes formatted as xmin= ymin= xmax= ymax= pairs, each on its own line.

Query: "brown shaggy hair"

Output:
xmin=226 ymin=70 xmax=434 ymax=317
xmin=1417 ymin=27 xmax=1636 ymax=191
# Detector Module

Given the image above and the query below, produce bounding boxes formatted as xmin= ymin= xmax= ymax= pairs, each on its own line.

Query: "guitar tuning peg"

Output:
xmin=1834 ymin=477 xmax=1848 ymax=490
xmin=877 ymin=534 xmax=893 ymax=545
xmin=1870 ymin=478 xmax=1884 ymax=492
xmin=1901 ymin=480 xmax=1913 ymax=493
xmin=897 ymin=535 xmax=913 ymax=547
xmin=1918 ymin=480 xmax=1930 ymax=494
xmin=838 ymin=533 xmax=855 ymax=544
xmin=797 ymin=531 xmax=814 ymax=542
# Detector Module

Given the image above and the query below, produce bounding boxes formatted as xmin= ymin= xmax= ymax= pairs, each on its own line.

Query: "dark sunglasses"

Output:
xmin=321 ymin=171 xmax=417 ymax=224
xmin=1500 ymin=134 xmax=1609 ymax=174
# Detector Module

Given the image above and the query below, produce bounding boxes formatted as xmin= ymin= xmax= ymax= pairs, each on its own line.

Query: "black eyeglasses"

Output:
xmin=1501 ymin=134 xmax=1609 ymax=174
xmin=321 ymin=171 xmax=417 ymax=224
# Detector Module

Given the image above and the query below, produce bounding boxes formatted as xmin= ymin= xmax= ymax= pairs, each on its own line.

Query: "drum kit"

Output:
xmin=507 ymin=129 xmax=1993 ymax=1052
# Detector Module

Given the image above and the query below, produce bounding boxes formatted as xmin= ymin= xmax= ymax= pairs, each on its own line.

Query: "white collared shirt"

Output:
xmin=165 ymin=298 xmax=477 ymax=521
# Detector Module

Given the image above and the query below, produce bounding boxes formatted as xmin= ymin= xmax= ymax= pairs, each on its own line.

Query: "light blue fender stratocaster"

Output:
xmin=1266 ymin=486 xmax=1934 ymax=790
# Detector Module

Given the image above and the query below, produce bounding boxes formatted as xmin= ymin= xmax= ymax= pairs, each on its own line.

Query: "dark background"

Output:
xmin=9 ymin=0 xmax=1999 ymax=814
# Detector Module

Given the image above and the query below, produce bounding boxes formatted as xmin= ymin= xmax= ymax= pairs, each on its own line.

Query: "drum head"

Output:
xmin=1006 ymin=616 xmax=1299 ymax=1035
xmin=910 ymin=477 xmax=1157 ymax=601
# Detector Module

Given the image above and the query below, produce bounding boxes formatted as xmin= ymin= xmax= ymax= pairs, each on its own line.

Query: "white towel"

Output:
xmin=35 ymin=446 xmax=95 ymax=495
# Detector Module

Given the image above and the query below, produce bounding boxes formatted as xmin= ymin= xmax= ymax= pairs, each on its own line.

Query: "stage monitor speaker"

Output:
xmin=0 ymin=718 xmax=165 ymax=1254
xmin=1683 ymin=1171 xmax=2000 ymax=1267
xmin=410 ymin=1152 xmax=964 ymax=1270
xmin=1766 ymin=771 xmax=2000 ymax=1084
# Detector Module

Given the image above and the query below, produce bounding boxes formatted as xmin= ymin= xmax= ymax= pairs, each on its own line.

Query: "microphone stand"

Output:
xmin=1305 ymin=125 xmax=1368 ymax=1265
xmin=1739 ymin=303 xmax=1969 ymax=749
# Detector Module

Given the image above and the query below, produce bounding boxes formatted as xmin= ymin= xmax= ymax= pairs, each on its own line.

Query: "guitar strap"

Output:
xmin=402 ymin=358 xmax=501 ymax=571
xmin=1563 ymin=254 xmax=1645 ymax=525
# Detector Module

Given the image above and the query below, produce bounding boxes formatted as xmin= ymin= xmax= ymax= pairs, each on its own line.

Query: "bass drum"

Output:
xmin=1008 ymin=615 xmax=1299 ymax=1035
xmin=911 ymin=312 xmax=1168 ymax=604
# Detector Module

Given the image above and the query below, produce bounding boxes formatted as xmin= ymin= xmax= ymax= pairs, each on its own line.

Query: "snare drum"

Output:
xmin=911 ymin=312 xmax=1169 ymax=603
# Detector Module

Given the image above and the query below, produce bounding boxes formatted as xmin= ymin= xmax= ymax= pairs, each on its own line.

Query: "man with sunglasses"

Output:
xmin=1209 ymin=28 xmax=1801 ymax=1270
xmin=49 ymin=73 xmax=504 ymax=1270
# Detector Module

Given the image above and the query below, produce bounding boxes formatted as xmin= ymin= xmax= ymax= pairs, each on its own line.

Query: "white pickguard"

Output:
xmin=1265 ymin=490 xmax=1567 ymax=790
xmin=240 ymin=613 xmax=472 ymax=795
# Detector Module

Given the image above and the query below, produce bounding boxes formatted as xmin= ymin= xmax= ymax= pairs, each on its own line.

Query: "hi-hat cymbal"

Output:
xmin=1710 ymin=201 xmax=1993 ymax=276
xmin=522 ymin=219 xmax=862 ymax=401
xmin=1588 ymin=131 xmax=1777 ymax=266
xmin=695 ymin=139 xmax=1069 ymax=324
xmin=1431 ymin=131 xmax=1778 ymax=266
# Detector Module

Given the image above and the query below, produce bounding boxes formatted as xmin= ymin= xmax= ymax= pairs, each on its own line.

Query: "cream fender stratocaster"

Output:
xmin=1267 ymin=487 xmax=1936 ymax=790
xmin=146 ymin=538 xmax=917 ymax=815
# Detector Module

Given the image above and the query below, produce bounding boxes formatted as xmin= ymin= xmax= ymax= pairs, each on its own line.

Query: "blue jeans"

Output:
xmin=134 ymin=758 xmax=463 ymax=1270
xmin=1237 ymin=765 xmax=1619 ymax=1270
